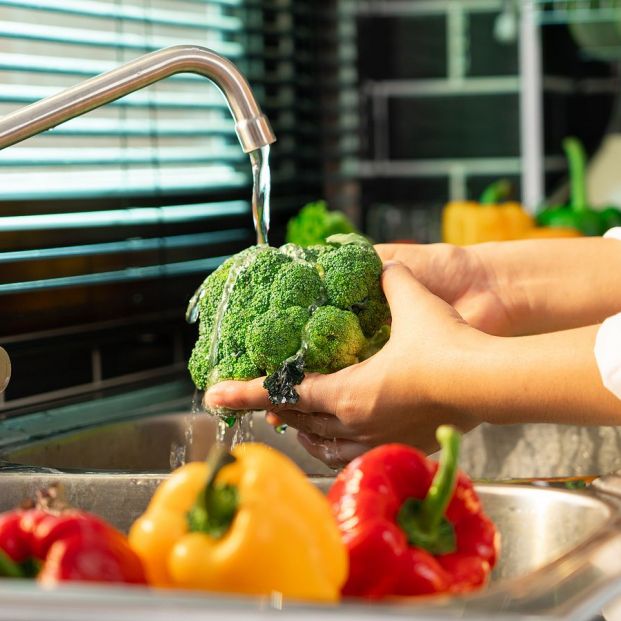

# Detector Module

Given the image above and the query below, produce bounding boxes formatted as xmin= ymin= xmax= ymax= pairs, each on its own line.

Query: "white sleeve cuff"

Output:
xmin=604 ymin=227 xmax=621 ymax=241
xmin=595 ymin=313 xmax=621 ymax=401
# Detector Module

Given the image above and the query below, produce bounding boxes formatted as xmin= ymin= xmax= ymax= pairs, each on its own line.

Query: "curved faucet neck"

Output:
xmin=0 ymin=45 xmax=276 ymax=154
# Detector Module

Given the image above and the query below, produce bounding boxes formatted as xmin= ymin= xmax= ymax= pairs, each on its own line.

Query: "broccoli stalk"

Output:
xmin=187 ymin=234 xmax=390 ymax=413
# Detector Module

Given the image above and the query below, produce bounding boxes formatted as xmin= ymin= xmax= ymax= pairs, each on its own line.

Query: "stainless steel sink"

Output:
xmin=0 ymin=472 xmax=610 ymax=580
xmin=0 ymin=411 xmax=334 ymax=476
xmin=1 ymin=471 xmax=621 ymax=621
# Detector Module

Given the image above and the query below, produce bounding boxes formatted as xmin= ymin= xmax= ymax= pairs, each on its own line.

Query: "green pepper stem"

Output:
xmin=563 ymin=137 xmax=587 ymax=213
xmin=187 ymin=445 xmax=238 ymax=538
xmin=419 ymin=425 xmax=461 ymax=532
xmin=0 ymin=550 xmax=24 ymax=579
xmin=480 ymin=179 xmax=512 ymax=205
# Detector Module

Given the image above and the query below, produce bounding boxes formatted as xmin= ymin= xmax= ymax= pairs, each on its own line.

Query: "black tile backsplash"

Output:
xmin=362 ymin=177 xmax=449 ymax=205
xmin=388 ymin=95 xmax=520 ymax=159
xmin=100 ymin=331 xmax=176 ymax=379
xmin=357 ymin=15 xmax=447 ymax=80
xmin=468 ymin=12 xmax=518 ymax=77
xmin=3 ymin=343 xmax=92 ymax=401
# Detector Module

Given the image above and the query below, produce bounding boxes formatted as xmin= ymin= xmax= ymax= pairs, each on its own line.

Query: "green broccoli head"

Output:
xmin=187 ymin=235 xmax=390 ymax=405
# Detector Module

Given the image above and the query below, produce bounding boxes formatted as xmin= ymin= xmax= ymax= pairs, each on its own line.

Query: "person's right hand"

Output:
xmin=378 ymin=237 xmax=621 ymax=336
xmin=375 ymin=243 xmax=517 ymax=336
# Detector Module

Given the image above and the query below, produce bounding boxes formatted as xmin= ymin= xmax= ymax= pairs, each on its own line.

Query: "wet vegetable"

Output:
xmin=0 ymin=485 xmax=146 ymax=585
xmin=328 ymin=426 xmax=499 ymax=598
xmin=537 ymin=137 xmax=620 ymax=236
xmin=187 ymin=234 xmax=390 ymax=406
xmin=129 ymin=443 xmax=348 ymax=602
xmin=442 ymin=180 xmax=534 ymax=245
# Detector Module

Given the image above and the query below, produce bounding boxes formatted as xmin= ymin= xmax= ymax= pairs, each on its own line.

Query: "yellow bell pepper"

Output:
xmin=442 ymin=180 xmax=534 ymax=245
xmin=128 ymin=443 xmax=348 ymax=602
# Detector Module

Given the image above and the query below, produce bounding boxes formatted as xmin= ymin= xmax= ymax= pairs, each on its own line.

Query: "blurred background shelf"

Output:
xmin=535 ymin=0 xmax=621 ymax=25
xmin=535 ymin=0 xmax=621 ymax=61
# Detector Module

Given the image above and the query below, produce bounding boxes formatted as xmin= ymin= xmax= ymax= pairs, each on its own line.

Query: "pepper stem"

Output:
xmin=420 ymin=425 xmax=461 ymax=531
xmin=397 ymin=425 xmax=461 ymax=555
xmin=0 ymin=550 xmax=24 ymax=579
xmin=187 ymin=445 xmax=238 ymax=538
xmin=563 ymin=137 xmax=587 ymax=213
xmin=480 ymin=179 xmax=512 ymax=205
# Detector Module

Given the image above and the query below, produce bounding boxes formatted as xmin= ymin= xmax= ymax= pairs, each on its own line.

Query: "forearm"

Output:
xmin=474 ymin=238 xmax=621 ymax=335
xmin=448 ymin=325 xmax=621 ymax=426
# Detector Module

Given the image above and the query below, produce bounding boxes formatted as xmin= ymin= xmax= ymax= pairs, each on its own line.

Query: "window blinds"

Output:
xmin=0 ymin=0 xmax=256 ymax=317
xmin=0 ymin=0 xmax=247 ymax=199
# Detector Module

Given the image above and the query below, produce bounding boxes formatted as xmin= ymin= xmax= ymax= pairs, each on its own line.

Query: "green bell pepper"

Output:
xmin=537 ymin=137 xmax=621 ymax=236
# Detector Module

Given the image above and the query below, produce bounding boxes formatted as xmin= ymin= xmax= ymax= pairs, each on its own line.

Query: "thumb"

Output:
xmin=381 ymin=261 xmax=462 ymax=331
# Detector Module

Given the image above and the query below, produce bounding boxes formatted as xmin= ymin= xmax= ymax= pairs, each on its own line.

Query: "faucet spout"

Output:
xmin=0 ymin=45 xmax=276 ymax=154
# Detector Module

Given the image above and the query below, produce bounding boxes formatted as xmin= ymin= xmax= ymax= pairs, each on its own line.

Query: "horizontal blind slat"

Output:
xmin=0 ymin=21 xmax=243 ymax=56
xmin=0 ymin=201 xmax=250 ymax=231
xmin=0 ymin=229 xmax=249 ymax=263
xmin=0 ymin=167 xmax=248 ymax=199
xmin=0 ymin=0 xmax=243 ymax=32
xmin=0 ymin=146 xmax=246 ymax=166
xmin=0 ymin=255 xmax=230 ymax=295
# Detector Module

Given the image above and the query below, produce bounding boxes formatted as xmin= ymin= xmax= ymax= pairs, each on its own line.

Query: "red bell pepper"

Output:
xmin=0 ymin=485 xmax=146 ymax=585
xmin=327 ymin=426 xmax=499 ymax=599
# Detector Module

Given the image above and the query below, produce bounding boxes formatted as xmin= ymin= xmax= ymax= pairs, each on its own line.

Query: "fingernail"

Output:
xmin=204 ymin=385 xmax=226 ymax=406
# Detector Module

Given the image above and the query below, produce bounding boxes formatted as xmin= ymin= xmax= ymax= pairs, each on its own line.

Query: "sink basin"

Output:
xmin=0 ymin=472 xmax=610 ymax=581
xmin=1 ymin=411 xmax=334 ymax=476
xmin=1 ymin=471 xmax=621 ymax=621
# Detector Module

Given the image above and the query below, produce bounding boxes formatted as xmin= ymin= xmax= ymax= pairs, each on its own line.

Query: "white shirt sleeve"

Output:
xmin=594 ymin=228 xmax=621 ymax=400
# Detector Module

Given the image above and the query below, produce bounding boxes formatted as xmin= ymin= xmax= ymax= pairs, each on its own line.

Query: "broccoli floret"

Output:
xmin=188 ymin=336 xmax=212 ymax=390
xmin=285 ymin=200 xmax=359 ymax=247
xmin=270 ymin=262 xmax=323 ymax=310
xmin=246 ymin=306 xmax=309 ymax=373
xmin=215 ymin=354 xmax=260 ymax=383
xmin=304 ymin=306 xmax=366 ymax=373
xmin=318 ymin=235 xmax=383 ymax=309
xmin=187 ymin=235 xmax=390 ymax=405
xmin=353 ymin=283 xmax=391 ymax=338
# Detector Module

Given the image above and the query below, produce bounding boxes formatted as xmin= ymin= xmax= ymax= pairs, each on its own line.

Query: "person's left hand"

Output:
xmin=204 ymin=262 xmax=487 ymax=468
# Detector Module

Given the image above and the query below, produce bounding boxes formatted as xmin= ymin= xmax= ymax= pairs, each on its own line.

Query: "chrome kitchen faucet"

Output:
xmin=0 ymin=45 xmax=276 ymax=154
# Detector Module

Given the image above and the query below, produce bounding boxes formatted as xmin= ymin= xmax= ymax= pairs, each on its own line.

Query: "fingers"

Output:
xmin=204 ymin=377 xmax=271 ymax=411
xmin=297 ymin=432 xmax=370 ymax=469
xmin=381 ymin=261 xmax=461 ymax=331
xmin=375 ymin=243 xmax=419 ymax=266
xmin=205 ymin=371 xmax=350 ymax=416
xmin=269 ymin=409 xmax=355 ymax=439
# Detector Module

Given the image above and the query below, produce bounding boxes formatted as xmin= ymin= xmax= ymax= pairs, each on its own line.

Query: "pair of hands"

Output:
xmin=205 ymin=243 xmax=504 ymax=467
